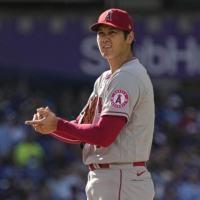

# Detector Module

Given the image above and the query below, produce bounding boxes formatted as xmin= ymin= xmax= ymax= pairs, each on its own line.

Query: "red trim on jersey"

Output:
xmin=56 ymin=115 xmax=126 ymax=147
xmin=105 ymin=57 xmax=136 ymax=80
xmin=124 ymin=57 xmax=136 ymax=64
xmin=101 ymin=110 xmax=129 ymax=119
xmin=118 ymin=170 xmax=122 ymax=200
xmin=105 ymin=73 xmax=112 ymax=80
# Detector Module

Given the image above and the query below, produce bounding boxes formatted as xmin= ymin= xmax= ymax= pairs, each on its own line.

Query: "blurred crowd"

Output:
xmin=0 ymin=80 xmax=200 ymax=200
xmin=150 ymin=90 xmax=200 ymax=200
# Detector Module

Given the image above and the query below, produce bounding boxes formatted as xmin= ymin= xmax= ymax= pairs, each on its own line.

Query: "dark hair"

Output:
xmin=123 ymin=30 xmax=134 ymax=52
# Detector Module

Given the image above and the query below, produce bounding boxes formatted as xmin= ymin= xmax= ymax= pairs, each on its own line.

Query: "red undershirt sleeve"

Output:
xmin=55 ymin=115 xmax=127 ymax=147
xmin=50 ymin=117 xmax=81 ymax=144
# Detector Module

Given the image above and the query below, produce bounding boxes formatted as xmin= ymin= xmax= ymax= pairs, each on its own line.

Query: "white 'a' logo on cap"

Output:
xmin=104 ymin=10 xmax=113 ymax=22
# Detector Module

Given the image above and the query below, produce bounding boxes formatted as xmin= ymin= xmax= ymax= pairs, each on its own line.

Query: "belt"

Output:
xmin=88 ymin=161 xmax=146 ymax=171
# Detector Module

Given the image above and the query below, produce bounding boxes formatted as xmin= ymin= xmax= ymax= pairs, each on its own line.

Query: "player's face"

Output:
xmin=97 ymin=25 xmax=132 ymax=60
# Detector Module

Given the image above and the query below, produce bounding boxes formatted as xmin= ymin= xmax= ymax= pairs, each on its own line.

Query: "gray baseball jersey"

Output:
xmin=82 ymin=58 xmax=155 ymax=165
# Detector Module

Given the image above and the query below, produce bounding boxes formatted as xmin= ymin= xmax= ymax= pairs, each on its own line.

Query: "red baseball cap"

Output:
xmin=90 ymin=8 xmax=133 ymax=32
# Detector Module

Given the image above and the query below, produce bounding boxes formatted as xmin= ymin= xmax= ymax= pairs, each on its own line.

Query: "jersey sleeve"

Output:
xmin=101 ymin=71 xmax=145 ymax=120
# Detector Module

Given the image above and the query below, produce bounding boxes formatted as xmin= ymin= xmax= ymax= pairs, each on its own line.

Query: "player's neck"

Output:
xmin=108 ymin=53 xmax=133 ymax=73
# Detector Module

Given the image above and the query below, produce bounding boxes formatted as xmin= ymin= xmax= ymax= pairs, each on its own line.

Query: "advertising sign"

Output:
xmin=0 ymin=17 xmax=199 ymax=79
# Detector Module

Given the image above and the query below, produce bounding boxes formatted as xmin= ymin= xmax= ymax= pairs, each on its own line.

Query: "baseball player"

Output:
xmin=25 ymin=8 xmax=155 ymax=200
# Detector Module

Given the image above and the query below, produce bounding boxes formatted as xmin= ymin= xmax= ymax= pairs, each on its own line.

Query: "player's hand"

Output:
xmin=25 ymin=107 xmax=58 ymax=134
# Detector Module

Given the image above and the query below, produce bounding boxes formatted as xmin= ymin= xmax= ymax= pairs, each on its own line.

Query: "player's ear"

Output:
xmin=127 ymin=31 xmax=134 ymax=44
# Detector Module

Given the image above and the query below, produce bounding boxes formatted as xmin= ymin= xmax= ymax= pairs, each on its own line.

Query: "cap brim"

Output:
xmin=90 ymin=22 xmax=128 ymax=32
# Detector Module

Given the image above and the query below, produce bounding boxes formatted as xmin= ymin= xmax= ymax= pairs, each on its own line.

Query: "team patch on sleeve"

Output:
xmin=110 ymin=90 xmax=129 ymax=108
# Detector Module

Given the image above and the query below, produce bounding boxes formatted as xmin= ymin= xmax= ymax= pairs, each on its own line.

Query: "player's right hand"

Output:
xmin=25 ymin=107 xmax=58 ymax=134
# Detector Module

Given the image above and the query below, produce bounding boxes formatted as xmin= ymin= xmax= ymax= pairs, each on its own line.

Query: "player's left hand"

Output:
xmin=25 ymin=107 xmax=58 ymax=134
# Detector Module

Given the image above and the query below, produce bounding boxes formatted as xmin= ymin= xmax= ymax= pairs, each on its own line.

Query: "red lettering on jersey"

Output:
xmin=98 ymin=97 xmax=103 ymax=113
